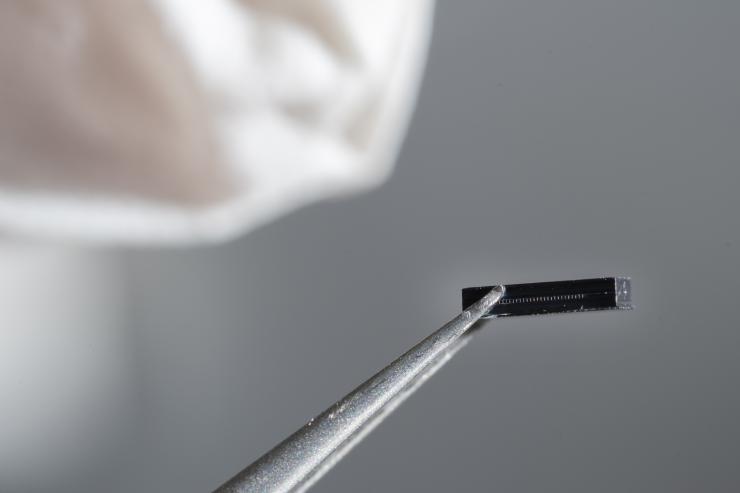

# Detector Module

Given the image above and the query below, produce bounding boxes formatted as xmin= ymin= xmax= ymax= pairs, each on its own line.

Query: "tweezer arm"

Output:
xmin=213 ymin=286 xmax=504 ymax=493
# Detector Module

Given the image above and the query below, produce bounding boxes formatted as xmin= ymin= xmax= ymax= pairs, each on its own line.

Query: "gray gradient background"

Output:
xmin=68 ymin=1 xmax=740 ymax=491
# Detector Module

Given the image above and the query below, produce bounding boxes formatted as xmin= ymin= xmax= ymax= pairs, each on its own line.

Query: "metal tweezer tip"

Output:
xmin=462 ymin=277 xmax=632 ymax=319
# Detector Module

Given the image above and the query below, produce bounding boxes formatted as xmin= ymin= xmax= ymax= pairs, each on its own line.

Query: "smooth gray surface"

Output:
xmin=59 ymin=1 xmax=740 ymax=491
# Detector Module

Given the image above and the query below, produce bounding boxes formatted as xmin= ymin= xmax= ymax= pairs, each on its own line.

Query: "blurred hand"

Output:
xmin=0 ymin=0 xmax=433 ymax=244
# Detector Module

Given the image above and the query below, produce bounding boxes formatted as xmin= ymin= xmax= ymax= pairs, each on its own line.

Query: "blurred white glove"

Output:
xmin=0 ymin=3 xmax=433 ymax=488
xmin=0 ymin=0 xmax=433 ymax=244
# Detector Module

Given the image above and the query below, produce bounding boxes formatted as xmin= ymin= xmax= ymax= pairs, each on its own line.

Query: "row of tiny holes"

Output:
xmin=500 ymin=293 xmax=586 ymax=304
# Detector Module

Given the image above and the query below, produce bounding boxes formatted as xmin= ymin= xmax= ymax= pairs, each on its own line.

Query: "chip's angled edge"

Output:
xmin=462 ymin=277 xmax=632 ymax=319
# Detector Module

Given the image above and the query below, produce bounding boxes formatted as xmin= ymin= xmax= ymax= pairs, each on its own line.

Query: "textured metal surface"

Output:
xmin=212 ymin=287 xmax=504 ymax=493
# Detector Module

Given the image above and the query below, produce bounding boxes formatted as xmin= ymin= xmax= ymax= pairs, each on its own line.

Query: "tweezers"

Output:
xmin=213 ymin=277 xmax=631 ymax=492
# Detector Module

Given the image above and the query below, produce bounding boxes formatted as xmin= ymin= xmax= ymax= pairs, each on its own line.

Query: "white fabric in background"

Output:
xmin=0 ymin=0 xmax=433 ymax=244
xmin=0 ymin=248 xmax=132 ymax=490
